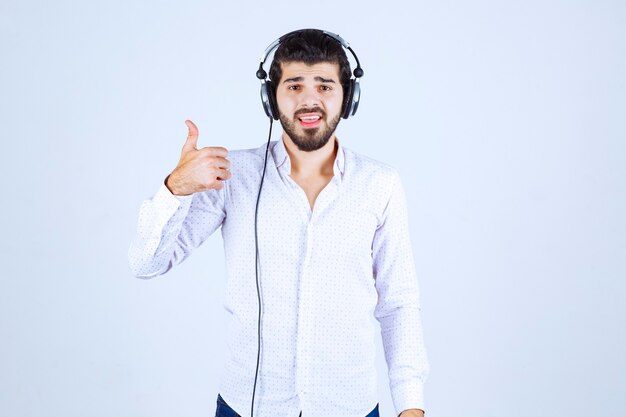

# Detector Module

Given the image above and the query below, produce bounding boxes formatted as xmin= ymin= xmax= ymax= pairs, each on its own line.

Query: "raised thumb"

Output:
xmin=182 ymin=119 xmax=199 ymax=152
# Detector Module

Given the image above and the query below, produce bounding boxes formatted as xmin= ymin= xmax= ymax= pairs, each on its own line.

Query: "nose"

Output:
xmin=298 ymin=85 xmax=322 ymax=109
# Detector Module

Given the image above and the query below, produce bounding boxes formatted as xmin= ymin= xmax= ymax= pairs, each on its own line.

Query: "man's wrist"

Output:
xmin=399 ymin=409 xmax=425 ymax=417
xmin=164 ymin=174 xmax=181 ymax=196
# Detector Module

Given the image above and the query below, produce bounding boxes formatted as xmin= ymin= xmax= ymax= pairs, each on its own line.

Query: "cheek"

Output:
xmin=329 ymin=94 xmax=344 ymax=113
xmin=276 ymin=93 xmax=295 ymax=114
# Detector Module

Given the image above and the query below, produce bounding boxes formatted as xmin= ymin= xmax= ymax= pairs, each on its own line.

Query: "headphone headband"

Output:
xmin=258 ymin=30 xmax=359 ymax=70
xmin=256 ymin=29 xmax=364 ymax=120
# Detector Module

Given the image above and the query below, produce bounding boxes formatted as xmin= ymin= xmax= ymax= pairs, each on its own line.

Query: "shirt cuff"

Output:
xmin=391 ymin=380 xmax=426 ymax=417
xmin=152 ymin=181 xmax=193 ymax=220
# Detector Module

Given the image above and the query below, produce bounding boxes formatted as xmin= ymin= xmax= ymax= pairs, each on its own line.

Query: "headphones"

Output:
xmin=255 ymin=29 xmax=364 ymax=120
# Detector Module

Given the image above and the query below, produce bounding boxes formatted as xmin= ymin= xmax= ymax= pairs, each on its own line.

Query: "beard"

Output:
xmin=279 ymin=107 xmax=341 ymax=152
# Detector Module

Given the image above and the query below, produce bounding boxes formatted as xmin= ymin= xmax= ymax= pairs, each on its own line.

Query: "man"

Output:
xmin=128 ymin=29 xmax=429 ymax=417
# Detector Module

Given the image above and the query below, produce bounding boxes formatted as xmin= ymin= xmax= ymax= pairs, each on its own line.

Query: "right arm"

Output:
xmin=127 ymin=120 xmax=231 ymax=278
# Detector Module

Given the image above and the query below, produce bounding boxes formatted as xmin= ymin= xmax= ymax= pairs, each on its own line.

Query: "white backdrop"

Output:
xmin=1 ymin=1 xmax=624 ymax=416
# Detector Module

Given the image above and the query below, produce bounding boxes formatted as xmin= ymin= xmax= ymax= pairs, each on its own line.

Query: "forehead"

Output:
xmin=279 ymin=61 xmax=341 ymax=82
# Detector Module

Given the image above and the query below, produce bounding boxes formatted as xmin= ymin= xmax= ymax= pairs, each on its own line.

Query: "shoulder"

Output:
xmin=341 ymin=146 xmax=406 ymax=221
xmin=343 ymin=146 xmax=400 ymax=185
xmin=227 ymin=142 xmax=268 ymax=161
xmin=226 ymin=142 xmax=271 ymax=173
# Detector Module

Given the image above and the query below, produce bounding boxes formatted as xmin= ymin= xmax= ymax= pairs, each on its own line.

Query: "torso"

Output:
xmin=290 ymin=173 xmax=334 ymax=210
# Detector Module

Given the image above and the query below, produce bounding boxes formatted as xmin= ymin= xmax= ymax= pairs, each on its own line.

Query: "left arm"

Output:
xmin=372 ymin=170 xmax=430 ymax=416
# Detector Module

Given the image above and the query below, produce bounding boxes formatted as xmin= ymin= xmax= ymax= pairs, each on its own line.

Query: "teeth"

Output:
xmin=300 ymin=115 xmax=320 ymax=121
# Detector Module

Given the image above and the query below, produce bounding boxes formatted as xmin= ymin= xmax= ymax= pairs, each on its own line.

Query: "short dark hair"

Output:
xmin=269 ymin=29 xmax=352 ymax=90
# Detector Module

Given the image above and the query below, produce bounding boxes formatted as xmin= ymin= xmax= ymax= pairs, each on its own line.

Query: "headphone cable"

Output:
xmin=251 ymin=118 xmax=273 ymax=417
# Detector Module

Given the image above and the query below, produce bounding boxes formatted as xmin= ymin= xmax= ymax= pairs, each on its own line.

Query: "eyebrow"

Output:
xmin=282 ymin=76 xmax=337 ymax=84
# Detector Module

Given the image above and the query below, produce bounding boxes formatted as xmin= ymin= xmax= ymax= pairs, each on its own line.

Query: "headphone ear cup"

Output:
xmin=350 ymin=79 xmax=361 ymax=117
xmin=267 ymin=81 xmax=279 ymax=120
xmin=342 ymin=79 xmax=355 ymax=119
xmin=260 ymin=81 xmax=273 ymax=119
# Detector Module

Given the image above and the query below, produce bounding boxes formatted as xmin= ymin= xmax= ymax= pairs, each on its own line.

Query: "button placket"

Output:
xmin=296 ymin=218 xmax=315 ymax=403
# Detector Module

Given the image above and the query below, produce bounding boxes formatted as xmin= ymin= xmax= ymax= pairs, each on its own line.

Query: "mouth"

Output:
xmin=297 ymin=113 xmax=323 ymax=129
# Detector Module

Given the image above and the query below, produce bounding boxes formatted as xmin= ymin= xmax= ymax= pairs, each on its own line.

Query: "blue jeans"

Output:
xmin=215 ymin=393 xmax=380 ymax=417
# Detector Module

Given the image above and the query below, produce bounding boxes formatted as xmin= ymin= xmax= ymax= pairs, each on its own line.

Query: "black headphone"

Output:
xmin=255 ymin=29 xmax=364 ymax=120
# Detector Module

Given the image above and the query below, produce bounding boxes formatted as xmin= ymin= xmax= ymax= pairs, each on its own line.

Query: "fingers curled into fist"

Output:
xmin=165 ymin=120 xmax=232 ymax=196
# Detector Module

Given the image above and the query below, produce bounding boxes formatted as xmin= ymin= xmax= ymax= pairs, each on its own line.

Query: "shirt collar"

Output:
xmin=272 ymin=137 xmax=345 ymax=178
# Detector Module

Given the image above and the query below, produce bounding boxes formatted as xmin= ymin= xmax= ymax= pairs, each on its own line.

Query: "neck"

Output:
xmin=282 ymin=133 xmax=337 ymax=177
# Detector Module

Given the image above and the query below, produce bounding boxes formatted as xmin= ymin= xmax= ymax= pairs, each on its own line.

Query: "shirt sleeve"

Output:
xmin=372 ymin=170 xmax=430 ymax=415
xmin=127 ymin=178 xmax=226 ymax=278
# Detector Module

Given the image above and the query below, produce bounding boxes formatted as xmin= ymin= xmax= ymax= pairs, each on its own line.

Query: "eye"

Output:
xmin=320 ymin=85 xmax=332 ymax=91
xmin=288 ymin=85 xmax=300 ymax=91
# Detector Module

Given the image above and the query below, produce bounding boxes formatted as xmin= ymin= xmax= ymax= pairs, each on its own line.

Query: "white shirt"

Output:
xmin=128 ymin=138 xmax=429 ymax=417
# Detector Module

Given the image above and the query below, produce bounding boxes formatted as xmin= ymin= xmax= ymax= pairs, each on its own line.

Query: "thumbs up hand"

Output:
xmin=165 ymin=120 xmax=231 ymax=196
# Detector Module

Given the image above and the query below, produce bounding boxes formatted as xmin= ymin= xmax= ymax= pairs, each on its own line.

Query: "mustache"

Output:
xmin=294 ymin=108 xmax=326 ymax=118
